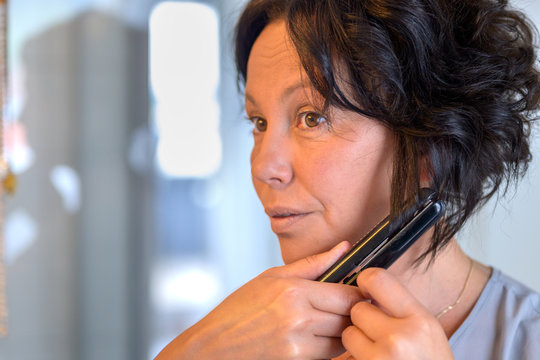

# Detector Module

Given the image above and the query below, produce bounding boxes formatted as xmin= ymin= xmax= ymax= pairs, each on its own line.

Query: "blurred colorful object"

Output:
xmin=0 ymin=0 xmax=9 ymax=337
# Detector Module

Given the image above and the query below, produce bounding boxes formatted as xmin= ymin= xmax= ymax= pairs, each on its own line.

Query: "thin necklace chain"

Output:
xmin=436 ymin=257 xmax=474 ymax=319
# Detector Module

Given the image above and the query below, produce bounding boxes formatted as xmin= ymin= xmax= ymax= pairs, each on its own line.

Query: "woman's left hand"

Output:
xmin=341 ymin=268 xmax=454 ymax=360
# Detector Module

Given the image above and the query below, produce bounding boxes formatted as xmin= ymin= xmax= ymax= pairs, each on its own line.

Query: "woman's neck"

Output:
xmin=389 ymin=236 xmax=492 ymax=337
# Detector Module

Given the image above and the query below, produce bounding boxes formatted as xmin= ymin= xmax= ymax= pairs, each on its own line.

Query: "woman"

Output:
xmin=156 ymin=0 xmax=540 ymax=358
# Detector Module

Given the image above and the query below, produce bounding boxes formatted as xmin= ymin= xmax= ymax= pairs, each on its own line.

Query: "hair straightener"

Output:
xmin=317 ymin=188 xmax=445 ymax=286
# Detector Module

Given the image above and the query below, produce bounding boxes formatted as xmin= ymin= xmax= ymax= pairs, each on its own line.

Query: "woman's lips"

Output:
xmin=266 ymin=207 xmax=311 ymax=234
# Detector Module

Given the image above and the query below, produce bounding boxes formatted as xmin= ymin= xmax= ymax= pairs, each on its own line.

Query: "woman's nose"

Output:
xmin=250 ymin=130 xmax=293 ymax=188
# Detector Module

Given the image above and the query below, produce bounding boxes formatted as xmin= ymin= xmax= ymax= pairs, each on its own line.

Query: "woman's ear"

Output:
xmin=419 ymin=154 xmax=433 ymax=188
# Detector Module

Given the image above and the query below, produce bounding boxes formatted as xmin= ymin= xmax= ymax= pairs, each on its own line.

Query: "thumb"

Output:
xmin=283 ymin=241 xmax=351 ymax=280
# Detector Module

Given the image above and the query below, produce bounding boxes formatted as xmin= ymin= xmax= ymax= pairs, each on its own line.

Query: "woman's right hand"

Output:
xmin=155 ymin=241 xmax=364 ymax=360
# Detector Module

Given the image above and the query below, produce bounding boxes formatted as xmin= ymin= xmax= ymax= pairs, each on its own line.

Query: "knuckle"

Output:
xmin=278 ymin=337 xmax=301 ymax=359
xmin=361 ymin=267 xmax=387 ymax=287
xmin=344 ymin=288 xmax=364 ymax=307
xmin=383 ymin=333 xmax=409 ymax=358
xmin=341 ymin=325 xmax=356 ymax=340
xmin=350 ymin=300 xmax=369 ymax=319
xmin=262 ymin=265 xmax=282 ymax=277
xmin=341 ymin=325 xmax=357 ymax=349
xmin=417 ymin=315 xmax=442 ymax=338
xmin=269 ymin=280 xmax=306 ymax=314
xmin=278 ymin=280 xmax=302 ymax=301
xmin=404 ymin=313 xmax=437 ymax=335
xmin=280 ymin=313 xmax=309 ymax=333
xmin=417 ymin=317 xmax=434 ymax=333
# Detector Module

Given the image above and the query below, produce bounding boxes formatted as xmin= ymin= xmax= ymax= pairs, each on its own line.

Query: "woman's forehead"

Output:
xmin=245 ymin=21 xmax=314 ymax=101
xmin=246 ymin=22 xmax=299 ymax=77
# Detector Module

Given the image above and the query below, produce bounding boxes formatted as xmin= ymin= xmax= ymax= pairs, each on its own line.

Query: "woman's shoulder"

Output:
xmin=491 ymin=268 xmax=540 ymax=307
xmin=450 ymin=268 xmax=540 ymax=360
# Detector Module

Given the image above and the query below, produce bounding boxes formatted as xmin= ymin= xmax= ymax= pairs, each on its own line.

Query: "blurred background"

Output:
xmin=0 ymin=0 xmax=538 ymax=359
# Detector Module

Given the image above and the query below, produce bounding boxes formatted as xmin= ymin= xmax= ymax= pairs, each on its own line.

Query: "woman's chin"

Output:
xmin=278 ymin=239 xmax=311 ymax=264
xmin=278 ymin=236 xmax=337 ymax=265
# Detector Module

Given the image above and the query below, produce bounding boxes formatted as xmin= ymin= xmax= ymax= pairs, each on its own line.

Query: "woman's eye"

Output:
xmin=252 ymin=117 xmax=267 ymax=132
xmin=301 ymin=112 xmax=326 ymax=128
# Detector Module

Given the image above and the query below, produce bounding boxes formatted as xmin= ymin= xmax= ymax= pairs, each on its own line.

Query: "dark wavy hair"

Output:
xmin=235 ymin=0 xmax=540 ymax=261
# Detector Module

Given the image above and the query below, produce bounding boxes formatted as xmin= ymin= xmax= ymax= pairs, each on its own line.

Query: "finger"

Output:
xmin=355 ymin=268 xmax=426 ymax=318
xmin=310 ymin=312 xmax=352 ymax=337
xmin=337 ymin=351 xmax=354 ymax=360
xmin=349 ymin=300 xmax=392 ymax=341
xmin=282 ymin=241 xmax=351 ymax=280
xmin=304 ymin=280 xmax=364 ymax=315
xmin=342 ymin=325 xmax=376 ymax=360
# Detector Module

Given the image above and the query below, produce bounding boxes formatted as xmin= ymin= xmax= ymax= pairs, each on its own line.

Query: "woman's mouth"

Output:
xmin=273 ymin=213 xmax=298 ymax=218
xmin=266 ymin=207 xmax=311 ymax=234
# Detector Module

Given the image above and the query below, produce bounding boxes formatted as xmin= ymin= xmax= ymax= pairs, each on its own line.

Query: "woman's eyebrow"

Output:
xmin=245 ymin=92 xmax=258 ymax=107
xmin=245 ymin=81 xmax=309 ymax=108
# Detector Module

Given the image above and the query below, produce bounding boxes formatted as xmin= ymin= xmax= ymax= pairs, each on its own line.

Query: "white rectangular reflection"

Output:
xmin=149 ymin=2 xmax=221 ymax=178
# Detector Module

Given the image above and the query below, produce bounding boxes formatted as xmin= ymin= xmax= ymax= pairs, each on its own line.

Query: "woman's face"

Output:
xmin=245 ymin=21 xmax=394 ymax=264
